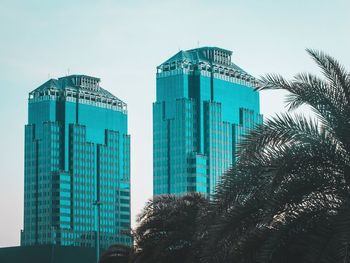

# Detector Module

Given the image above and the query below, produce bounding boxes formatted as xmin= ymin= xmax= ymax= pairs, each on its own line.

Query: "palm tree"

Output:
xmin=98 ymin=244 xmax=132 ymax=263
xmin=202 ymin=49 xmax=350 ymax=263
xmin=132 ymin=193 xmax=208 ymax=263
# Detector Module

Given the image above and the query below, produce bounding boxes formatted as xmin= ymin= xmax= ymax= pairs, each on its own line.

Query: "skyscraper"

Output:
xmin=21 ymin=75 xmax=131 ymax=249
xmin=153 ymin=47 xmax=262 ymax=196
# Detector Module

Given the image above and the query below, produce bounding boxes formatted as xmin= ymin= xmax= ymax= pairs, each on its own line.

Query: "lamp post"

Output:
xmin=50 ymin=226 xmax=56 ymax=263
xmin=93 ymin=200 xmax=102 ymax=263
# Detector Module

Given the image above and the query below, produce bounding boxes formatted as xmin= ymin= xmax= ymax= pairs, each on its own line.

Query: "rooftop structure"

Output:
xmin=157 ymin=47 xmax=258 ymax=87
xmin=29 ymin=75 xmax=127 ymax=113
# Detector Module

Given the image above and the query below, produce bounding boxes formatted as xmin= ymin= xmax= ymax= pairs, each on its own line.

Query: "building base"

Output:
xmin=0 ymin=245 xmax=96 ymax=263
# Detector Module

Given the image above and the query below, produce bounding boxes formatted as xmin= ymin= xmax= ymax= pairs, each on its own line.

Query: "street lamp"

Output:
xmin=50 ymin=226 xmax=56 ymax=263
xmin=93 ymin=200 xmax=102 ymax=263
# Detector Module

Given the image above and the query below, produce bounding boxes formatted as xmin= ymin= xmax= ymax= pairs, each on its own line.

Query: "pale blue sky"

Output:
xmin=0 ymin=0 xmax=349 ymax=247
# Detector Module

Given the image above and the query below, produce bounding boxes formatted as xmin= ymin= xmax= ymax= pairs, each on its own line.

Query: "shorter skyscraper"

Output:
xmin=153 ymin=47 xmax=262 ymax=196
xmin=21 ymin=75 xmax=131 ymax=249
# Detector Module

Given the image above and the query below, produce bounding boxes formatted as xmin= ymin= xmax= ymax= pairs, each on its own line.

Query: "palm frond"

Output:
xmin=306 ymin=48 xmax=350 ymax=106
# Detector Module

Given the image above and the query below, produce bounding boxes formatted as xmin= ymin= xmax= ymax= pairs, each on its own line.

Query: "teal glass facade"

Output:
xmin=153 ymin=47 xmax=262 ymax=196
xmin=21 ymin=75 xmax=131 ymax=249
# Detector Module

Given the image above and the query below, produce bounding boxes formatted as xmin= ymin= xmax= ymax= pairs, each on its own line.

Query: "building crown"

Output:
xmin=157 ymin=47 xmax=258 ymax=87
xmin=28 ymin=75 xmax=127 ymax=113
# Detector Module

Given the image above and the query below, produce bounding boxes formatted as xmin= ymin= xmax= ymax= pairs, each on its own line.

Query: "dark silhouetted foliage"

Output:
xmin=99 ymin=244 xmax=132 ymax=263
xmin=132 ymin=193 xmax=209 ymax=263
xmin=201 ymin=49 xmax=350 ymax=263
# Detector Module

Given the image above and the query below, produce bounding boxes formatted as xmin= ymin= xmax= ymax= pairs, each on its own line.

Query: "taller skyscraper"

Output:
xmin=21 ymin=75 xmax=131 ymax=249
xmin=153 ymin=47 xmax=262 ymax=196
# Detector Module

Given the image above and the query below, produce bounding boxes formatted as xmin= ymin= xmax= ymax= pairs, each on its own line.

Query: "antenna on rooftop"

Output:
xmin=197 ymin=41 xmax=200 ymax=48
xmin=67 ymin=68 xmax=70 ymax=76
